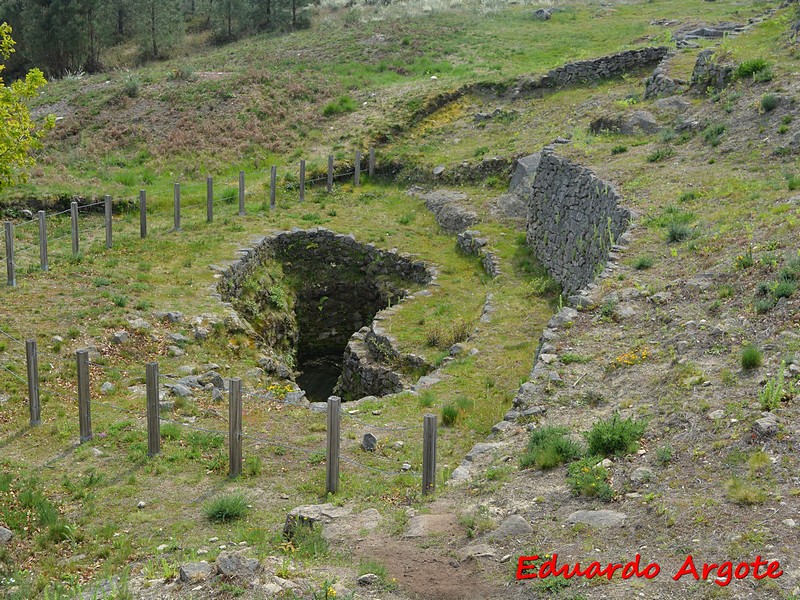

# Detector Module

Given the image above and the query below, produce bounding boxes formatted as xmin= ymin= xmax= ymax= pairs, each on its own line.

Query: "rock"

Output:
xmin=708 ymin=409 xmax=725 ymax=420
xmin=457 ymin=543 xmax=497 ymax=560
xmin=194 ymin=327 xmax=210 ymax=341
xmin=539 ymin=353 xmax=557 ymax=364
xmin=91 ymin=448 xmax=104 ymax=457
xmin=127 ymin=318 xmax=151 ymax=331
xmin=215 ymin=551 xmax=262 ymax=579
xmin=433 ymin=165 xmax=445 ymax=176
xmin=357 ymin=573 xmax=379 ymax=586
xmin=100 ymin=382 xmax=115 ymax=394
xmin=548 ymin=307 xmax=578 ymax=328
xmin=566 ymin=510 xmax=626 ymax=527
xmin=0 ymin=526 xmax=13 ymax=545
xmin=309 ymin=402 xmax=328 ymax=413
xmin=488 ymin=515 xmax=533 ymax=540
xmin=782 ymin=519 xmax=797 ymax=528
xmin=401 ymin=463 xmax=411 ymax=471
xmin=491 ymin=420 xmax=512 ymax=434
xmin=198 ymin=371 xmax=224 ymax=389
xmin=179 ymin=561 xmax=213 ymax=583
xmin=168 ymin=345 xmax=185 ymax=357
xmin=404 ymin=514 xmax=454 ymax=538
xmin=169 ymin=383 xmax=193 ymax=398
xmin=362 ymin=433 xmax=378 ymax=452
xmin=168 ymin=332 xmax=191 ymax=344
xmin=533 ymin=7 xmax=551 ymax=20
xmin=630 ymin=467 xmax=655 ymax=485
xmin=622 ymin=110 xmax=659 ymax=134
xmin=262 ymin=582 xmax=283 ymax=596
xmin=392 ymin=441 xmax=404 ymax=450
xmin=178 ymin=365 xmax=198 ymax=376
xmin=137 ymin=501 xmax=146 ymax=509
xmin=465 ymin=442 xmax=503 ymax=462
xmin=284 ymin=503 xmax=351 ymax=538
xmin=166 ymin=311 xmax=184 ymax=323
xmin=521 ymin=406 xmax=547 ymax=418
xmin=111 ymin=331 xmax=129 ymax=344
xmin=449 ymin=343 xmax=466 ymax=357
xmin=752 ymin=416 xmax=778 ymax=438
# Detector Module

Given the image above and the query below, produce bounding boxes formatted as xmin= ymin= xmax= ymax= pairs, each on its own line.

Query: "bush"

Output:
xmin=585 ymin=413 xmax=646 ymax=457
xmin=759 ymin=361 xmax=787 ymax=411
xmin=646 ymin=147 xmax=674 ymax=163
xmin=760 ymin=93 xmax=778 ymax=113
xmin=666 ymin=222 xmax=693 ymax=243
xmin=773 ymin=280 xmax=797 ymax=299
xmin=566 ymin=456 xmax=614 ymax=501
xmin=204 ymin=493 xmax=249 ymax=522
xmin=322 ymin=95 xmax=357 ymax=117
xmin=520 ymin=426 xmax=580 ymax=470
xmin=441 ymin=404 xmax=460 ymax=426
xmin=678 ymin=190 xmax=699 ymax=203
xmin=702 ymin=123 xmax=725 ymax=147
xmin=655 ymin=444 xmax=673 ymax=465
xmin=611 ymin=145 xmax=627 ymax=155
xmin=787 ymin=175 xmax=800 ymax=191
xmin=741 ymin=344 xmax=763 ymax=370
xmin=633 ymin=256 xmax=653 ymax=270
xmin=122 ymin=71 xmax=140 ymax=98
xmin=734 ymin=58 xmax=769 ymax=79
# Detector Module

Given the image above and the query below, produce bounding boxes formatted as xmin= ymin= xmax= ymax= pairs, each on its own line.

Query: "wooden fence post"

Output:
xmin=239 ymin=170 xmax=246 ymax=216
xmin=26 ymin=339 xmax=40 ymax=426
xmin=327 ymin=155 xmax=333 ymax=193
xmin=270 ymin=166 xmax=277 ymax=210
xmin=422 ymin=413 xmax=437 ymax=495
xmin=369 ymin=147 xmax=375 ymax=177
xmin=206 ymin=177 xmax=213 ymax=223
xmin=139 ymin=190 xmax=147 ymax=239
xmin=4 ymin=222 xmax=15 ymax=287
xmin=355 ymin=150 xmax=361 ymax=186
xmin=38 ymin=211 xmax=48 ymax=271
xmin=326 ymin=396 xmax=341 ymax=495
xmin=104 ymin=196 xmax=112 ymax=249
xmin=146 ymin=362 xmax=160 ymax=457
xmin=76 ymin=349 xmax=92 ymax=443
xmin=70 ymin=202 xmax=79 ymax=255
xmin=173 ymin=183 xmax=181 ymax=232
xmin=299 ymin=160 xmax=306 ymax=203
xmin=229 ymin=378 xmax=242 ymax=478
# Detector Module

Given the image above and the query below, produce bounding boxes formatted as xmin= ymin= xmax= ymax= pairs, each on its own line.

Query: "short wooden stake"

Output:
xmin=70 ymin=202 xmax=79 ymax=255
xmin=354 ymin=151 xmax=361 ymax=186
xmin=270 ymin=166 xmax=277 ymax=210
xmin=139 ymin=190 xmax=147 ymax=239
xmin=146 ymin=362 xmax=160 ymax=457
xmin=104 ymin=196 xmax=112 ymax=249
xmin=326 ymin=396 xmax=341 ymax=495
xmin=369 ymin=147 xmax=375 ymax=177
xmin=206 ymin=176 xmax=213 ymax=223
xmin=76 ymin=349 xmax=92 ymax=443
xmin=26 ymin=339 xmax=40 ymax=426
xmin=4 ymin=221 xmax=15 ymax=287
xmin=229 ymin=378 xmax=242 ymax=477
xmin=238 ymin=171 xmax=246 ymax=216
xmin=422 ymin=414 xmax=437 ymax=495
xmin=327 ymin=154 xmax=333 ymax=193
xmin=173 ymin=183 xmax=181 ymax=231
xmin=38 ymin=211 xmax=48 ymax=271
xmin=299 ymin=160 xmax=306 ymax=203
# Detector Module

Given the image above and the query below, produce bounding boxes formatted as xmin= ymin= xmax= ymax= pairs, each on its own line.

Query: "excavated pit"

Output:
xmin=218 ymin=229 xmax=433 ymax=402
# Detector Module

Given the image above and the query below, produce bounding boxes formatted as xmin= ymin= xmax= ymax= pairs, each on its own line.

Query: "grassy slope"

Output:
xmin=2 ymin=0 xmax=799 ymax=597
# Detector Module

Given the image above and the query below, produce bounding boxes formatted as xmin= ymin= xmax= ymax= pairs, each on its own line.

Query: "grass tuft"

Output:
xmin=741 ymin=344 xmax=763 ymax=370
xmin=204 ymin=493 xmax=249 ymax=523
xmin=520 ymin=426 xmax=580 ymax=470
xmin=585 ymin=413 xmax=646 ymax=457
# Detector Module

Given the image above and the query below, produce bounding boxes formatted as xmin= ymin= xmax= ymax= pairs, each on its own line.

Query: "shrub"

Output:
xmin=561 ymin=353 xmax=592 ymax=364
xmin=160 ymin=423 xmax=181 ymax=440
xmin=726 ymin=477 xmax=765 ymax=505
xmin=243 ymin=456 xmax=262 ymax=478
xmin=741 ymin=344 xmax=763 ymax=370
xmin=773 ymin=280 xmax=797 ymax=298
xmin=759 ymin=361 xmax=787 ymax=411
xmin=441 ymin=403 xmax=460 ymax=426
xmin=717 ymin=284 xmax=734 ymax=299
xmin=734 ymin=58 xmax=769 ymax=79
xmin=702 ymin=123 xmax=725 ymax=147
xmin=418 ymin=390 xmax=435 ymax=408
xmin=585 ymin=413 xmax=646 ymax=457
xmin=633 ymin=256 xmax=653 ymax=270
xmin=646 ymin=147 xmax=674 ymax=163
xmin=754 ymin=297 xmax=776 ymax=313
xmin=611 ymin=145 xmax=627 ymax=155
xmin=760 ymin=93 xmax=778 ymax=113
xmin=666 ymin=222 xmax=693 ymax=243
xmin=566 ymin=456 xmax=614 ymax=501
xmin=322 ymin=95 xmax=357 ymax=117
xmin=122 ymin=71 xmax=140 ymax=98
xmin=787 ymin=175 xmax=800 ymax=191
xmin=520 ymin=426 xmax=580 ymax=470
xmin=204 ymin=493 xmax=249 ymax=522
xmin=220 ymin=187 xmax=237 ymax=204
xmin=655 ymin=444 xmax=673 ymax=465
xmin=678 ymin=190 xmax=699 ymax=203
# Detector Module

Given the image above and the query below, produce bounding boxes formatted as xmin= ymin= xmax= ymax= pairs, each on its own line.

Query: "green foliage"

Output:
xmin=679 ymin=190 xmax=699 ymax=203
xmin=132 ymin=0 xmax=185 ymax=59
xmin=760 ymin=93 xmax=778 ymax=112
xmin=425 ymin=320 xmax=471 ymax=350
xmin=655 ymin=444 xmax=673 ymax=465
xmin=0 ymin=24 xmax=54 ymax=191
xmin=520 ymin=426 xmax=580 ymax=470
xmin=734 ymin=58 xmax=769 ymax=79
xmin=323 ymin=95 xmax=357 ymax=117
xmin=566 ymin=456 xmax=614 ymax=501
xmin=646 ymin=147 xmax=674 ymax=163
xmin=204 ymin=493 xmax=249 ymax=523
xmin=787 ymin=175 xmax=800 ymax=191
xmin=560 ymin=353 xmax=591 ymax=364
xmin=610 ymin=145 xmax=627 ymax=155
xmin=666 ymin=222 xmax=693 ymax=243
xmin=702 ymin=123 xmax=726 ymax=147
xmin=122 ymin=71 xmax=140 ymax=98
xmin=585 ymin=413 xmax=646 ymax=457
xmin=243 ymin=455 xmax=262 ymax=478
xmin=741 ymin=344 xmax=762 ymax=370
xmin=726 ymin=477 xmax=765 ymax=505
xmin=759 ymin=361 xmax=792 ymax=411
xmin=441 ymin=403 xmax=460 ymax=426
xmin=633 ymin=255 xmax=653 ymax=270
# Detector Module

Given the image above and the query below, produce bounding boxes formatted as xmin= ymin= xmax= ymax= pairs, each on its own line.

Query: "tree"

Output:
xmin=0 ymin=22 xmax=54 ymax=190
xmin=132 ymin=0 xmax=184 ymax=60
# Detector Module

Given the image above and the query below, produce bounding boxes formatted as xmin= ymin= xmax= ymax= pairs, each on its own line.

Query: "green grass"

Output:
xmin=734 ymin=58 xmax=770 ymax=79
xmin=741 ymin=344 xmax=763 ymax=370
xmin=323 ymin=95 xmax=358 ymax=117
xmin=585 ymin=413 xmax=646 ymax=457
xmin=520 ymin=426 xmax=581 ymax=470
xmin=566 ymin=456 xmax=614 ymax=501
xmin=204 ymin=493 xmax=249 ymax=523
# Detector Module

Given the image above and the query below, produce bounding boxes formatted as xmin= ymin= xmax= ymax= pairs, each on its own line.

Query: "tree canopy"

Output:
xmin=0 ymin=22 xmax=54 ymax=191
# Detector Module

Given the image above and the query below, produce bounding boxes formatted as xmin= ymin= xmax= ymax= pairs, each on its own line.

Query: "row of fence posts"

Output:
xmin=60 ymin=350 xmax=437 ymax=495
xmin=4 ymin=149 xmax=377 ymax=287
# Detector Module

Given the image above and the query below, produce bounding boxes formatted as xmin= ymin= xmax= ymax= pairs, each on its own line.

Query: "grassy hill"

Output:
xmin=1 ymin=0 xmax=800 ymax=598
